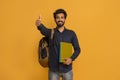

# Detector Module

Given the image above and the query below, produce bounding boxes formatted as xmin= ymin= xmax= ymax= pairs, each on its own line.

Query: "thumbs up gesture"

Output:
xmin=35 ymin=16 xmax=42 ymax=26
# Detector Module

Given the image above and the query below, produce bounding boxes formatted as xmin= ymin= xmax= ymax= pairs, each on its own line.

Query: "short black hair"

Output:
xmin=53 ymin=9 xmax=67 ymax=19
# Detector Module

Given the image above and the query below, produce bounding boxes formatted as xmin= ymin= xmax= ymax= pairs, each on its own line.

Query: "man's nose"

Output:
xmin=59 ymin=18 xmax=63 ymax=20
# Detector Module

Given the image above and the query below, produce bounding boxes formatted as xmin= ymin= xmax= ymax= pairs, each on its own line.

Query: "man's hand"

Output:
xmin=35 ymin=16 xmax=42 ymax=26
xmin=64 ymin=58 xmax=72 ymax=65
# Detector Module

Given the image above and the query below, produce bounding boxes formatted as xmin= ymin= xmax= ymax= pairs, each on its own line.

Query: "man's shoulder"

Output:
xmin=65 ymin=28 xmax=75 ymax=34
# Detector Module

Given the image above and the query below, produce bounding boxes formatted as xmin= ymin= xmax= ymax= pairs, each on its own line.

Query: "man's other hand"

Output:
xmin=64 ymin=58 xmax=72 ymax=65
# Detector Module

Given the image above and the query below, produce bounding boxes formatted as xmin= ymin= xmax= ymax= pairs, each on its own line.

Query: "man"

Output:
xmin=36 ymin=9 xmax=81 ymax=80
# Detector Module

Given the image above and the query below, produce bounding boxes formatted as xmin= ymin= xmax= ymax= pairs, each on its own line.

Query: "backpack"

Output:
xmin=38 ymin=29 xmax=54 ymax=68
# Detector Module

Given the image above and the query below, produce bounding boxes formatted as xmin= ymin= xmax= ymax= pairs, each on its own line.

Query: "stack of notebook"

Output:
xmin=59 ymin=42 xmax=73 ymax=63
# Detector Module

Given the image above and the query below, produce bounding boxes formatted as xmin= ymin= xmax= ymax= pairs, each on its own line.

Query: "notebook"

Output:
xmin=59 ymin=42 xmax=73 ymax=63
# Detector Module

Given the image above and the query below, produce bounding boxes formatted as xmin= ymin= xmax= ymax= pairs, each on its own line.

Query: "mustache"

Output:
xmin=58 ymin=21 xmax=63 ymax=23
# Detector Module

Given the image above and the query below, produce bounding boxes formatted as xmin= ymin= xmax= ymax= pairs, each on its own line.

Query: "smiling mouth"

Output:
xmin=59 ymin=21 xmax=62 ymax=22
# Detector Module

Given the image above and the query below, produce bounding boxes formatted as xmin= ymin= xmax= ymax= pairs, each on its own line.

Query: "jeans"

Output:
xmin=48 ymin=70 xmax=73 ymax=80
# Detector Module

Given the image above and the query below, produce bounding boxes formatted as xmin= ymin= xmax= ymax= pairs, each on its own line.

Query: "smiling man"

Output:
xmin=36 ymin=9 xmax=81 ymax=80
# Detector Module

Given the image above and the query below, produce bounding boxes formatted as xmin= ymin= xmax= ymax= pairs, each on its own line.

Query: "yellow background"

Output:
xmin=0 ymin=0 xmax=120 ymax=80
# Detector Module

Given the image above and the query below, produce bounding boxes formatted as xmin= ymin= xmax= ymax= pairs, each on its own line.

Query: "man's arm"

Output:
xmin=37 ymin=24 xmax=51 ymax=37
xmin=71 ymin=31 xmax=81 ymax=61
xmin=35 ymin=16 xmax=51 ymax=37
xmin=64 ymin=31 xmax=81 ymax=65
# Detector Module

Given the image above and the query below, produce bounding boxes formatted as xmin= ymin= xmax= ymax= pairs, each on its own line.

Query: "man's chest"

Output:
xmin=54 ymin=31 xmax=73 ymax=43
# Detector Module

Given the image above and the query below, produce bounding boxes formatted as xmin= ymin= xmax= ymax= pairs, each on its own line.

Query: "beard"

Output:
xmin=56 ymin=21 xmax=65 ymax=28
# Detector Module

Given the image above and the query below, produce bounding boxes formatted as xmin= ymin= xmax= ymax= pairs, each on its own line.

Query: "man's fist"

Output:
xmin=64 ymin=58 xmax=72 ymax=65
xmin=35 ymin=16 xmax=42 ymax=26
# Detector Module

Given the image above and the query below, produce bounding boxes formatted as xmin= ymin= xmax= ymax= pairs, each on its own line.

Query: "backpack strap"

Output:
xmin=51 ymin=29 xmax=54 ymax=39
xmin=46 ymin=29 xmax=54 ymax=57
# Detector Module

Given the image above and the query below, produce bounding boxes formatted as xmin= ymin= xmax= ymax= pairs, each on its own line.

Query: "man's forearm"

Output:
xmin=37 ymin=24 xmax=51 ymax=37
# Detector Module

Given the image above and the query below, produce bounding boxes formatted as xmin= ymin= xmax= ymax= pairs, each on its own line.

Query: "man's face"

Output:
xmin=55 ymin=13 xmax=66 ymax=28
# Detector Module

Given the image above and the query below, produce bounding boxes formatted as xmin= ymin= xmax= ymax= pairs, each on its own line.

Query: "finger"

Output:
xmin=38 ymin=15 xmax=42 ymax=20
xmin=38 ymin=16 xmax=40 ymax=19
xmin=64 ymin=58 xmax=67 ymax=61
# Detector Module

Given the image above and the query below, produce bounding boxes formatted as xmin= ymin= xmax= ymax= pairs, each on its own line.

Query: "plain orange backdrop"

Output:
xmin=0 ymin=0 xmax=120 ymax=80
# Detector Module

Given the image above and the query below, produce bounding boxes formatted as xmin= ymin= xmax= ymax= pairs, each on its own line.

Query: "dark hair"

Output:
xmin=53 ymin=9 xmax=67 ymax=19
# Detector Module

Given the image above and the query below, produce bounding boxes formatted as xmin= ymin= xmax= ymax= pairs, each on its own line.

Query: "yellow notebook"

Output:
xmin=59 ymin=42 xmax=73 ymax=63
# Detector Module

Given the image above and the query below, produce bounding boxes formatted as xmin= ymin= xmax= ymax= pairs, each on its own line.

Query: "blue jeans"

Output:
xmin=48 ymin=70 xmax=73 ymax=80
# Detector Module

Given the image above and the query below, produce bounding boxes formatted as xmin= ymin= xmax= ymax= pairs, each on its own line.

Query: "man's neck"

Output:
xmin=58 ymin=26 xmax=65 ymax=33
